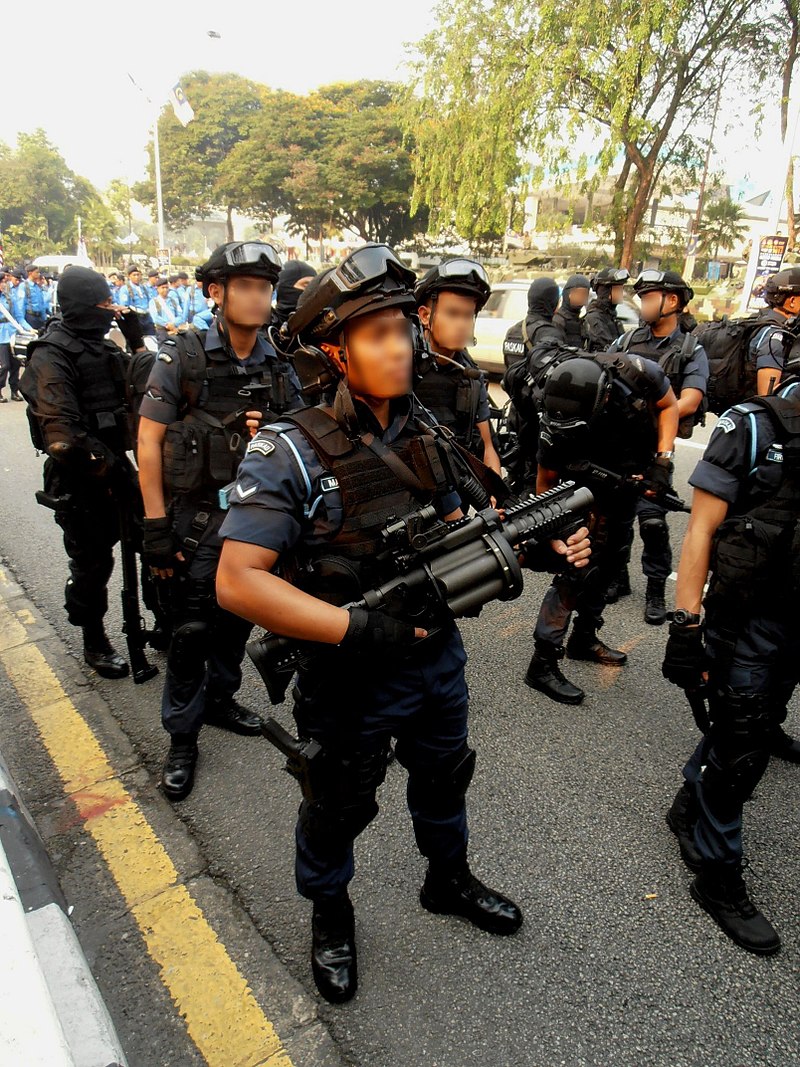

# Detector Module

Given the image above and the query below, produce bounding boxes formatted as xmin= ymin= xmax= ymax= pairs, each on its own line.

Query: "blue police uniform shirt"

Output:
xmin=689 ymin=380 xmax=800 ymax=505
xmin=220 ymin=395 xmax=462 ymax=557
xmin=182 ymin=286 xmax=209 ymax=328
xmin=751 ymin=309 xmax=790 ymax=374
xmin=118 ymin=280 xmax=150 ymax=312
xmin=9 ymin=283 xmax=27 ymax=321
xmin=145 ymin=283 xmax=159 ymax=301
xmin=166 ymin=288 xmax=185 ymax=323
xmin=610 ymin=325 xmax=709 ymax=393
xmin=148 ymin=295 xmax=179 ymax=330
xmin=0 ymin=291 xmax=32 ymax=344
xmin=23 ymin=280 xmax=47 ymax=318
xmin=138 ymin=320 xmax=303 ymax=426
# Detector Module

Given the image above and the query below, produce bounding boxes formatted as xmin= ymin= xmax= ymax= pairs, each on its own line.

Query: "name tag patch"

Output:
xmin=320 ymin=476 xmax=339 ymax=492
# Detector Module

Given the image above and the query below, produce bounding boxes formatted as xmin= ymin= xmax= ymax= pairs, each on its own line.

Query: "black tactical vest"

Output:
xmin=620 ymin=325 xmax=701 ymax=437
xmin=414 ymin=353 xmax=483 ymax=452
xmin=24 ymin=324 xmax=130 ymax=453
xmin=161 ymin=332 xmax=299 ymax=498
xmin=583 ymin=302 xmax=622 ymax=352
xmin=708 ymin=392 xmax=800 ymax=615
xmin=280 ymin=404 xmax=453 ymax=604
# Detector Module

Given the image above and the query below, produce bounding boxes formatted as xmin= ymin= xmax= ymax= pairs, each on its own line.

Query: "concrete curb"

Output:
xmin=0 ymin=751 xmax=127 ymax=1067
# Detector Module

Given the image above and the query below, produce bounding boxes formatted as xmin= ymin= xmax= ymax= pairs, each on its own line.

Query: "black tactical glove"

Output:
xmin=645 ymin=456 xmax=674 ymax=493
xmin=116 ymin=307 xmax=146 ymax=352
xmin=339 ymin=607 xmax=417 ymax=653
xmin=142 ymin=516 xmax=176 ymax=571
xmin=662 ymin=622 xmax=706 ymax=689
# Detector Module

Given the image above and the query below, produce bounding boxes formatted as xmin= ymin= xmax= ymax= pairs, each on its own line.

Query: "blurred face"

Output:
xmin=419 ymin=289 xmax=478 ymax=352
xmin=157 ymin=283 xmax=169 ymax=297
xmin=568 ymin=287 xmax=590 ymax=310
xmin=782 ymin=293 xmax=800 ymax=315
xmin=324 ymin=307 xmax=413 ymax=400
xmin=208 ymin=275 xmax=273 ymax=328
xmin=610 ymin=283 xmax=625 ymax=305
xmin=639 ymin=289 xmax=680 ymax=323
xmin=129 ymin=270 xmax=141 ymax=284
xmin=28 ymin=269 xmax=41 ymax=283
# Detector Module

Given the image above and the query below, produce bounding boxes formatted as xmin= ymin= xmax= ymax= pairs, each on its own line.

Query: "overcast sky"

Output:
xmin=2 ymin=1 xmax=791 ymax=204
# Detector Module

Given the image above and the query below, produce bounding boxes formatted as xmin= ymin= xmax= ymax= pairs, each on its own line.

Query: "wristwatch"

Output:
xmin=672 ymin=609 xmax=701 ymax=627
xmin=656 ymin=450 xmax=675 ymax=460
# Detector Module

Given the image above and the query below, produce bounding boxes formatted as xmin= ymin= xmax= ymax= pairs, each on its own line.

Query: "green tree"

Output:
xmin=405 ymin=0 xmax=768 ymax=264
xmin=697 ymin=197 xmax=747 ymax=258
xmin=135 ymin=71 xmax=264 ymax=240
xmin=0 ymin=130 xmax=110 ymax=261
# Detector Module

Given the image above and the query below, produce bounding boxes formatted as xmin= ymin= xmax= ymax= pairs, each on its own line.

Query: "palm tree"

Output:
xmin=697 ymin=198 xmax=748 ymax=259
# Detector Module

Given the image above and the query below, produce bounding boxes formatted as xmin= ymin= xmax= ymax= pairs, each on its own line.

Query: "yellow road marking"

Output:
xmin=0 ymin=593 xmax=293 ymax=1067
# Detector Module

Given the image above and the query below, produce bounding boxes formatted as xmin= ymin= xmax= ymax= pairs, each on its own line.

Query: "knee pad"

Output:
xmin=639 ymin=515 xmax=669 ymax=551
xmin=403 ymin=742 xmax=476 ymax=811
xmin=64 ymin=575 xmax=109 ymax=626
xmin=705 ymin=691 xmax=772 ymax=805
xmin=167 ymin=620 xmax=209 ymax=683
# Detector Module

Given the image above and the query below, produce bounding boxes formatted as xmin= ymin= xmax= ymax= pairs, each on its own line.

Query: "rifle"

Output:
xmin=35 ymin=479 xmax=159 ymax=685
xmin=247 ymin=480 xmax=594 ymax=706
xmin=566 ymin=460 xmax=690 ymax=513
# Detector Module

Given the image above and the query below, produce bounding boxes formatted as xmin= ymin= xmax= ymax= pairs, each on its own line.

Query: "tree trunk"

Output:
xmin=620 ymin=162 xmax=655 ymax=270
xmin=226 ymin=204 xmax=234 ymax=242
xmin=787 ymin=158 xmax=797 ymax=250
xmin=612 ymin=158 xmax=633 ymax=263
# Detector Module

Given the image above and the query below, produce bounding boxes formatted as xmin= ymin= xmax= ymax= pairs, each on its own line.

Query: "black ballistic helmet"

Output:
xmin=590 ymin=267 xmax=630 ymax=291
xmin=414 ymin=258 xmax=491 ymax=311
xmin=764 ymin=267 xmax=800 ymax=306
xmin=542 ymin=356 xmax=610 ymax=433
xmin=196 ymin=241 xmax=282 ymax=297
xmin=633 ymin=269 xmax=694 ymax=308
xmin=288 ymin=243 xmax=418 ymax=345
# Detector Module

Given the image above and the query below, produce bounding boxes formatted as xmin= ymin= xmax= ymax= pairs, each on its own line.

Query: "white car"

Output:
xmin=472 ymin=280 xmax=640 ymax=374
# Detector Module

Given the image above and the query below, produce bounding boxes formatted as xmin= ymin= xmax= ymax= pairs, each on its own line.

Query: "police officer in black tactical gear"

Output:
xmin=752 ymin=268 xmax=800 ymax=395
xmin=136 ymin=242 xmax=304 ymax=802
xmin=553 ymin=273 xmax=591 ymax=347
xmin=20 ymin=267 xmax=153 ymax=678
xmin=414 ymin=259 xmax=501 ymax=473
xmin=526 ymin=351 xmax=679 ymax=705
xmin=216 ymin=244 xmax=592 ymax=1004
xmin=606 ymin=270 xmax=709 ymax=624
xmin=662 ymin=366 xmax=800 ymax=957
xmin=501 ymin=277 xmax=565 ymax=493
xmin=583 ymin=267 xmax=630 ymax=352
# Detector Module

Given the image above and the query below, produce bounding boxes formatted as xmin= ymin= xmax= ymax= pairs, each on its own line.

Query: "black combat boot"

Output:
xmin=524 ymin=648 xmax=584 ymax=705
xmin=204 ymin=695 xmax=262 ymax=736
xmin=420 ymin=861 xmax=523 ymax=935
xmin=604 ymin=566 xmax=631 ymax=604
xmin=82 ymin=624 xmax=130 ymax=679
xmin=311 ymin=894 xmax=357 ymax=1004
xmin=690 ymin=862 xmax=780 ymax=955
xmin=161 ymin=734 xmax=199 ymax=801
xmin=665 ymin=783 xmax=702 ymax=872
xmin=566 ymin=623 xmax=627 ymax=666
xmin=644 ymin=578 xmax=667 ymax=625
xmin=769 ymin=724 xmax=800 ymax=764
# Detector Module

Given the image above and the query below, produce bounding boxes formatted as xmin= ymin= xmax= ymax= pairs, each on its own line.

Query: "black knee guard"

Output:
xmin=639 ymin=515 xmax=670 ymax=552
xmin=167 ymin=621 xmax=209 ymax=685
xmin=298 ymin=742 xmax=391 ymax=850
xmin=703 ymin=691 xmax=772 ymax=808
xmin=402 ymin=742 xmax=476 ymax=815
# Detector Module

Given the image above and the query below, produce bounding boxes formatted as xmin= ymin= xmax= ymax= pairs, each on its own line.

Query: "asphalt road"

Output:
xmin=1 ymin=399 xmax=798 ymax=1067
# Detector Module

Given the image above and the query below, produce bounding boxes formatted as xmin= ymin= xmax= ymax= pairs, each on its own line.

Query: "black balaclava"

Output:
xmin=560 ymin=274 xmax=591 ymax=316
xmin=58 ymin=267 xmax=116 ymax=340
xmin=526 ymin=278 xmax=560 ymax=320
xmin=275 ymin=261 xmax=317 ymax=324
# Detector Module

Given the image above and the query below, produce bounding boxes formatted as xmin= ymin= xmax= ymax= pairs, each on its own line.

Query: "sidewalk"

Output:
xmin=0 ymin=748 xmax=127 ymax=1067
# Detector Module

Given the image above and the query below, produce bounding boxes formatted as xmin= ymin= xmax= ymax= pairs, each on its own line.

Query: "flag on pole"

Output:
xmin=169 ymin=83 xmax=195 ymax=127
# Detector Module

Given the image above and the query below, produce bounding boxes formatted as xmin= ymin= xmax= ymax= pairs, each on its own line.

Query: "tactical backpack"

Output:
xmin=693 ymin=315 xmax=795 ymax=416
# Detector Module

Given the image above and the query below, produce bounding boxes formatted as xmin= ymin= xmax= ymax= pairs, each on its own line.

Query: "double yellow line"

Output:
xmin=0 ymin=581 xmax=294 ymax=1067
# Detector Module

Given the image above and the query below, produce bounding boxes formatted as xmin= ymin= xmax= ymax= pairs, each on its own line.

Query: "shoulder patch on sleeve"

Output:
xmin=716 ymin=416 xmax=737 ymax=433
xmin=246 ymin=437 xmax=276 ymax=457
xmin=157 ymin=351 xmax=173 ymax=363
